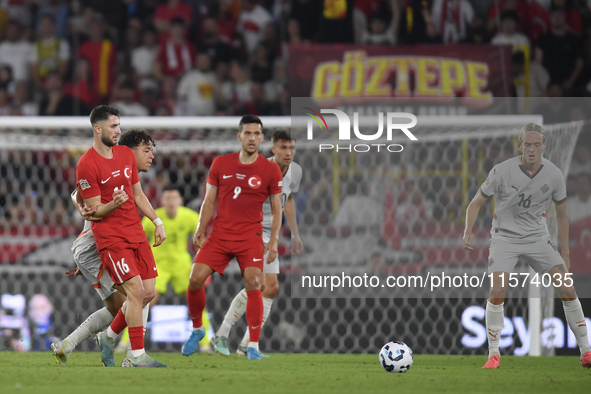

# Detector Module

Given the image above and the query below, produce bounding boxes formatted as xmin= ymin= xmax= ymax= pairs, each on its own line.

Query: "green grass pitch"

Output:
xmin=0 ymin=352 xmax=589 ymax=394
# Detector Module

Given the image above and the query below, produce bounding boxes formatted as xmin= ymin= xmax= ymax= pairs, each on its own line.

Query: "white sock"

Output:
xmin=65 ymin=307 xmax=113 ymax=352
xmin=240 ymin=296 xmax=274 ymax=348
xmin=106 ymin=326 xmax=119 ymax=340
xmin=131 ymin=349 xmax=145 ymax=357
xmin=563 ymin=299 xmax=591 ymax=355
xmin=248 ymin=341 xmax=259 ymax=351
xmin=194 ymin=325 xmax=204 ymax=331
xmin=486 ymin=300 xmax=504 ymax=357
xmin=217 ymin=289 xmax=248 ymax=338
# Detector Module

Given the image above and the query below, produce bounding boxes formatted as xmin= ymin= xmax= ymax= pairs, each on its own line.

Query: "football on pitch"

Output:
xmin=379 ymin=341 xmax=413 ymax=373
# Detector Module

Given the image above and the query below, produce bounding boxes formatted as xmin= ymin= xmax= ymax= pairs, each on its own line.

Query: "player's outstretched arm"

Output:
xmin=265 ymin=193 xmax=282 ymax=263
xmin=132 ymin=181 xmax=166 ymax=246
xmin=555 ymin=201 xmax=571 ymax=271
xmin=463 ymin=190 xmax=488 ymax=251
xmin=84 ymin=189 xmax=128 ymax=218
xmin=71 ymin=188 xmax=101 ymax=222
xmin=193 ymin=185 xmax=218 ymax=249
xmin=284 ymin=194 xmax=303 ymax=255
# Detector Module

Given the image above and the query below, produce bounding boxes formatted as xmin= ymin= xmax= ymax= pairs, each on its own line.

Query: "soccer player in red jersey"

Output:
xmin=75 ymin=105 xmax=168 ymax=368
xmin=182 ymin=114 xmax=283 ymax=360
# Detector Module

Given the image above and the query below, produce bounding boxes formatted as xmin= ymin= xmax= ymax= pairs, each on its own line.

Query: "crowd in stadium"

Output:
xmin=0 ymin=0 xmax=590 ymax=119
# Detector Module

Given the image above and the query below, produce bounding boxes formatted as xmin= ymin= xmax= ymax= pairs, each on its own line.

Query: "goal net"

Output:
xmin=0 ymin=116 xmax=585 ymax=356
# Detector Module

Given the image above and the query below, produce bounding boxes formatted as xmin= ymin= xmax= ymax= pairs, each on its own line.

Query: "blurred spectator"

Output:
xmin=221 ymin=60 xmax=252 ymax=114
xmin=398 ymin=0 xmax=439 ymax=44
xmin=39 ymin=72 xmax=89 ymax=116
xmin=0 ymin=64 xmax=14 ymax=95
xmin=158 ymin=75 xmax=189 ymax=116
xmin=566 ymin=174 xmax=577 ymax=197
xmin=110 ymin=80 xmax=149 ymax=116
xmin=317 ymin=0 xmax=355 ymax=43
xmin=77 ymin=16 xmax=117 ymax=99
xmin=461 ymin=15 xmax=490 ymax=43
xmin=491 ymin=9 xmax=530 ymax=47
xmin=132 ymin=27 xmax=159 ymax=80
xmin=249 ymin=44 xmax=273 ymax=83
xmin=570 ymin=145 xmax=591 ymax=176
xmin=0 ymin=20 xmax=34 ymax=82
xmin=139 ymin=86 xmax=159 ymax=116
xmin=154 ymin=0 xmax=192 ymax=36
xmin=195 ymin=17 xmax=235 ymax=67
xmin=236 ymin=0 xmax=273 ymax=55
xmin=4 ymin=0 xmax=32 ymax=29
xmin=0 ymin=86 xmax=10 ymax=115
xmin=32 ymin=14 xmax=70 ymax=86
xmin=550 ymin=0 xmax=582 ymax=34
xmin=290 ymin=0 xmax=322 ymax=41
xmin=177 ymin=52 xmax=217 ymax=116
xmin=354 ymin=0 xmax=399 ymax=45
xmin=37 ymin=0 xmax=69 ymax=39
xmin=334 ymin=182 xmax=382 ymax=227
xmin=62 ymin=58 xmax=102 ymax=108
xmin=431 ymin=0 xmax=475 ymax=44
xmin=513 ymin=51 xmax=549 ymax=112
xmin=286 ymin=18 xmax=305 ymax=45
xmin=12 ymin=81 xmax=38 ymax=116
xmin=264 ymin=58 xmax=286 ymax=102
xmin=535 ymin=85 xmax=570 ymax=122
xmin=488 ymin=0 xmax=551 ymax=42
xmin=261 ymin=22 xmax=281 ymax=59
xmin=240 ymin=82 xmax=281 ymax=116
xmin=535 ymin=7 xmax=584 ymax=92
xmin=154 ymin=18 xmax=195 ymax=79
xmin=567 ymin=173 xmax=591 ymax=222
xmin=212 ymin=0 xmax=239 ymax=46
xmin=68 ymin=1 xmax=94 ymax=37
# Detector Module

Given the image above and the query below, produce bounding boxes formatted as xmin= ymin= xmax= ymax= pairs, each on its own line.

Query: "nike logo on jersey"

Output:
xmin=223 ymin=175 xmax=233 ymax=179
xmin=253 ymin=258 xmax=262 ymax=261
xmin=153 ymin=267 xmax=157 ymax=271
xmin=101 ymin=177 xmax=111 ymax=184
xmin=251 ymin=325 xmax=261 ymax=329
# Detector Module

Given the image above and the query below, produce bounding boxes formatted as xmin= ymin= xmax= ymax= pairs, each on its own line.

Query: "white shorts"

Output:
xmin=264 ymin=248 xmax=280 ymax=275
xmin=74 ymin=245 xmax=116 ymax=301
xmin=488 ymin=234 xmax=564 ymax=274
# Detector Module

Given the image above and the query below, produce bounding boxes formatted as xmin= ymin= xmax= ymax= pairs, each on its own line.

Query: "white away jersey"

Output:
xmin=71 ymin=220 xmax=96 ymax=257
xmin=480 ymin=156 xmax=566 ymax=243
xmin=261 ymin=160 xmax=302 ymax=242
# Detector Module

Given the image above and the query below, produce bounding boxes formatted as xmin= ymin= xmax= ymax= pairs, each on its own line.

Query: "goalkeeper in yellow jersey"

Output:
xmin=116 ymin=187 xmax=214 ymax=352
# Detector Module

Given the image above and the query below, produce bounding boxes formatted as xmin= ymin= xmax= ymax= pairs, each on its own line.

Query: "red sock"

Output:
xmin=128 ymin=326 xmax=144 ymax=351
xmin=110 ymin=310 xmax=127 ymax=334
xmin=246 ymin=289 xmax=263 ymax=343
xmin=187 ymin=287 xmax=206 ymax=328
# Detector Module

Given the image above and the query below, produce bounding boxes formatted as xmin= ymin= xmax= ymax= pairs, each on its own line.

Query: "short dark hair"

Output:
xmin=118 ymin=129 xmax=155 ymax=149
xmin=239 ymin=114 xmax=263 ymax=132
xmin=163 ymin=186 xmax=182 ymax=194
xmin=271 ymin=129 xmax=293 ymax=143
xmin=500 ymin=9 xmax=519 ymax=22
xmin=90 ymin=105 xmax=121 ymax=125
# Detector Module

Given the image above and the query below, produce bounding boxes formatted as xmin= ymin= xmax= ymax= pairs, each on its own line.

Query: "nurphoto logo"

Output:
xmin=303 ymin=108 xmax=418 ymax=153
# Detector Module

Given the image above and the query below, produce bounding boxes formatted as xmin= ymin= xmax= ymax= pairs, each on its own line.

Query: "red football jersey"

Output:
xmin=208 ymin=152 xmax=282 ymax=240
xmin=76 ymin=145 xmax=146 ymax=249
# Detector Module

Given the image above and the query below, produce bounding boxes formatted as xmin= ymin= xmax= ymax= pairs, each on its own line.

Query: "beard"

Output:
xmin=101 ymin=133 xmax=116 ymax=147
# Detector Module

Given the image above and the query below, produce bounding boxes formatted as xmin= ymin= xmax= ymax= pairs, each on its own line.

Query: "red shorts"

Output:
xmin=99 ymin=240 xmax=157 ymax=284
xmin=194 ymin=233 xmax=264 ymax=275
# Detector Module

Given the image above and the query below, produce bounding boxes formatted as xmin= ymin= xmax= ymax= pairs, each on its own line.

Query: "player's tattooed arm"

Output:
xmin=266 ymin=193 xmax=282 ymax=263
xmin=555 ymin=199 xmax=570 ymax=270
xmin=193 ymin=185 xmax=218 ymax=249
xmin=84 ymin=189 xmax=128 ymax=218
xmin=462 ymin=190 xmax=488 ymax=251
xmin=71 ymin=188 xmax=102 ymax=222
